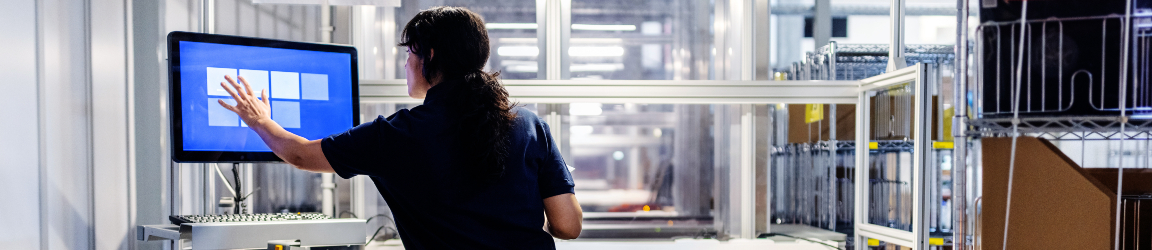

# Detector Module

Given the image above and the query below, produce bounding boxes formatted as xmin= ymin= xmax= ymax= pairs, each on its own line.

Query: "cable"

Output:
xmin=366 ymin=214 xmax=396 ymax=225
xmin=759 ymin=233 xmax=841 ymax=250
xmin=366 ymin=224 xmax=396 ymax=245
xmin=338 ymin=211 xmax=358 ymax=218
xmin=1002 ymin=1 xmax=1028 ymax=250
xmin=212 ymin=163 xmax=238 ymax=198
xmin=232 ymin=163 xmax=243 ymax=214
xmin=365 ymin=213 xmax=398 ymax=245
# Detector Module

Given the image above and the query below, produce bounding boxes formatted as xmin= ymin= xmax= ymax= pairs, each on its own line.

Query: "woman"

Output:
xmin=216 ymin=6 xmax=582 ymax=249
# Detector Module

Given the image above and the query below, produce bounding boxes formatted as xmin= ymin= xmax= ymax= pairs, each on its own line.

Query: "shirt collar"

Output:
xmin=421 ymin=78 xmax=458 ymax=107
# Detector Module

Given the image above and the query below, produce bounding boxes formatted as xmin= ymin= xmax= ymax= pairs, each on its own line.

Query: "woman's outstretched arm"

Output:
xmin=217 ymin=75 xmax=334 ymax=173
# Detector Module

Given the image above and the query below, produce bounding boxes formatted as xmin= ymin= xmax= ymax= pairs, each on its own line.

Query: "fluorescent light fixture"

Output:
xmin=569 ymin=46 xmax=625 ymax=57
xmin=487 ymin=23 xmax=538 ymax=29
xmin=497 ymin=46 xmax=540 ymax=57
xmin=498 ymin=38 xmax=538 ymax=43
xmin=571 ymin=38 xmax=624 ymax=44
xmin=252 ymin=0 xmax=400 ymax=6
xmin=570 ymin=125 xmax=594 ymax=135
xmin=505 ymin=65 xmax=538 ymax=73
xmin=571 ymin=63 xmax=625 ymax=72
xmin=499 ymin=38 xmax=623 ymax=44
xmin=569 ymin=103 xmax=603 ymax=116
xmin=572 ymin=24 xmax=637 ymax=31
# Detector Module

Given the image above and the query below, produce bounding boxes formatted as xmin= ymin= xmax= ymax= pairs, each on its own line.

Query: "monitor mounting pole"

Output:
xmin=887 ymin=0 xmax=907 ymax=71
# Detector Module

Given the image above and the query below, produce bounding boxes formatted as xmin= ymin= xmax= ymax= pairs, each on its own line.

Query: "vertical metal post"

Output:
xmin=321 ymin=0 xmax=332 ymax=43
xmin=560 ymin=0 xmax=571 ymax=79
xmin=952 ymin=0 xmax=969 ymax=248
xmin=740 ymin=104 xmax=757 ymax=239
xmin=854 ymin=90 xmax=869 ymax=250
xmin=829 ymin=103 xmax=837 ymax=231
xmin=536 ymin=0 xmax=546 ymax=80
xmin=887 ymin=0 xmax=907 ymax=71
xmin=541 ymin=0 xmax=566 ymax=80
xmin=755 ymin=0 xmax=771 ymax=80
xmin=913 ymin=65 xmax=928 ymax=249
xmin=201 ymin=0 xmax=216 ymax=217
xmin=202 ymin=0 xmax=214 ymax=34
xmin=813 ymin=0 xmax=831 ymax=48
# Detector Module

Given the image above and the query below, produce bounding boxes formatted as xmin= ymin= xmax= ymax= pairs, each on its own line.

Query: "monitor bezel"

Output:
xmin=167 ymin=31 xmax=360 ymax=163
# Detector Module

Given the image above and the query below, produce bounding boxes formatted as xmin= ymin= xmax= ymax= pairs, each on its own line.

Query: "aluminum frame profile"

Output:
xmin=358 ymin=79 xmax=861 ymax=104
xmin=854 ymin=64 xmax=930 ymax=249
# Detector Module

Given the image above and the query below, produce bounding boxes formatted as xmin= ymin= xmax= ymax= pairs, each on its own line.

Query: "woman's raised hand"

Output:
xmin=217 ymin=75 xmax=272 ymax=127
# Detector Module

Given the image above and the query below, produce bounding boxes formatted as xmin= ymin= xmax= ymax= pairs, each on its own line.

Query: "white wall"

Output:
xmin=0 ymin=0 xmax=135 ymax=249
xmin=92 ymin=0 xmax=135 ymax=249
xmin=0 ymin=1 xmax=44 ymax=249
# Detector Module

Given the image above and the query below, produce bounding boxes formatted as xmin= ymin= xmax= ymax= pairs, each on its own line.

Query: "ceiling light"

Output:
xmin=572 ymin=24 xmax=637 ymax=31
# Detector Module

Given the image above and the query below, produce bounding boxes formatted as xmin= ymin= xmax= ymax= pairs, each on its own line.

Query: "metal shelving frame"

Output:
xmin=780 ymin=38 xmax=954 ymax=249
xmin=957 ymin=0 xmax=1152 ymax=249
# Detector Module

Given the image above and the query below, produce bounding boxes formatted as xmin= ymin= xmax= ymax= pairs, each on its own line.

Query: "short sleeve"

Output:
xmin=321 ymin=115 xmax=389 ymax=179
xmin=536 ymin=119 xmax=575 ymax=198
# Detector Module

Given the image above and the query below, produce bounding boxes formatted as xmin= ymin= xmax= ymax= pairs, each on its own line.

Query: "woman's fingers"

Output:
xmin=225 ymin=75 xmax=248 ymax=102
xmin=221 ymin=82 xmax=244 ymax=104
xmin=218 ymin=99 xmax=238 ymax=112
xmin=239 ymin=76 xmax=255 ymax=96
xmin=261 ymin=89 xmax=270 ymax=106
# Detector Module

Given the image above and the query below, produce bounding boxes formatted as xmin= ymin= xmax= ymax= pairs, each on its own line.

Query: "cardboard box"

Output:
xmin=786 ymin=104 xmax=855 ymax=144
xmin=981 ymin=137 xmax=1114 ymax=250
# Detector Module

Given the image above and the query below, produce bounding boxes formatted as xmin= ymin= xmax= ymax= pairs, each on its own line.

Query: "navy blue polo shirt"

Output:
xmin=320 ymin=80 xmax=575 ymax=249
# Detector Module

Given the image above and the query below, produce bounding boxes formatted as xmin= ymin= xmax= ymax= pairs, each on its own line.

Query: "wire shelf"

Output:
xmin=871 ymin=140 xmax=916 ymax=152
xmin=968 ymin=116 xmax=1152 ymax=140
xmin=790 ymin=43 xmax=955 ymax=81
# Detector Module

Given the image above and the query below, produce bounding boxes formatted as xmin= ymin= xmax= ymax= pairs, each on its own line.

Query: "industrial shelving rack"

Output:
xmin=955 ymin=0 xmax=1152 ymax=248
xmin=778 ymin=41 xmax=956 ymax=249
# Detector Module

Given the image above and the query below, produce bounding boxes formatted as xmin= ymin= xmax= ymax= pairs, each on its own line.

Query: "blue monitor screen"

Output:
xmin=177 ymin=40 xmax=355 ymax=152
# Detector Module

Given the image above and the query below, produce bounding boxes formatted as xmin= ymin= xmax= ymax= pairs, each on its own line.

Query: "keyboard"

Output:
xmin=169 ymin=212 xmax=330 ymax=225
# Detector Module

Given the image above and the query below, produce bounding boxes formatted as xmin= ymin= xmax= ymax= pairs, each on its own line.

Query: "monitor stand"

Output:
xmin=213 ymin=162 xmax=255 ymax=214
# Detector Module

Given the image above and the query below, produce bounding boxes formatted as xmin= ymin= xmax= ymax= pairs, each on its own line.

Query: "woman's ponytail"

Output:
xmin=458 ymin=70 xmax=516 ymax=180
xmin=399 ymin=7 xmax=517 ymax=181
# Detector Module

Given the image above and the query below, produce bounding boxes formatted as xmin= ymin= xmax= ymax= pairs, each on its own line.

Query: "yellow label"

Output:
xmin=943 ymin=107 xmax=955 ymax=142
xmin=805 ymin=104 xmax=824 ymax=123
xmin=276 ymin=245 xmax=284 ymax=250
xmin=933 ymin=141 xmax=954 ymax=149
xmin=929 ymin=237 xmax=945 ymax=246
xmin=867 ymin=239 xmax=880 ymax=246
xmin=868 ymin=142 xmax=878 ymax=149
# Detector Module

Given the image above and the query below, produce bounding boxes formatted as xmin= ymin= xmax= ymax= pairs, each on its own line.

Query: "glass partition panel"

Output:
xmin=567 ymin=0 xmax=714 ymax=80
xmin=212 ymin=1 xmax=324 ymax=43
xmin=768 ymin=103 xmax=857 ymax=245
xmin=358 ymin=102 xmax=766 ymax=239
xmin=392 ymin=0 xmax=540 ymax=79
xmin=865 ymin=83 xmax=917 ymax=232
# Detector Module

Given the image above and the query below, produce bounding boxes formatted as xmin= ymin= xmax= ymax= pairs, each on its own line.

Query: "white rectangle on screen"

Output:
xmin=206 ymin=67 xmax=238 ymax=96
xmin=301 ymin=73 xmax=329 ymax=100
xmin=208 ymin=98 xmax=240 ymax=126
xmin=238 ymin=69 xmax=270 ymax=97
xmin=270 ymin=71 xmax=300 ymax=99
xmin=272 ymin=101 xmax=301 ymax=128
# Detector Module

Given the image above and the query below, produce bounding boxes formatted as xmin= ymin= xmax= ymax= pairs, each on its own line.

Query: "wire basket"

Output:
xmin=975 ymin=11 xmax=1152 ymax=119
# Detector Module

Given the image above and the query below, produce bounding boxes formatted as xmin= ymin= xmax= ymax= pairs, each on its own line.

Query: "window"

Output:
xmin=393 ymin=0 xmax=541 ymax=79
xmin=567 ymin=0 xmax=715 ymax=80
xmin=803 ymin=17 xmax=848 ymax=38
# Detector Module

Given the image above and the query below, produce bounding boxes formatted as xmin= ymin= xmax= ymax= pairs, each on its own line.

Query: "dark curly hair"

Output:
xmin=398 ymin=6 xmax=516 ymax=181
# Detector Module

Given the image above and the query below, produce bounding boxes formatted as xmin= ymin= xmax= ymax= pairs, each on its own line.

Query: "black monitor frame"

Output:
xmin=167 ymin=31 xmax=360 ymax=163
